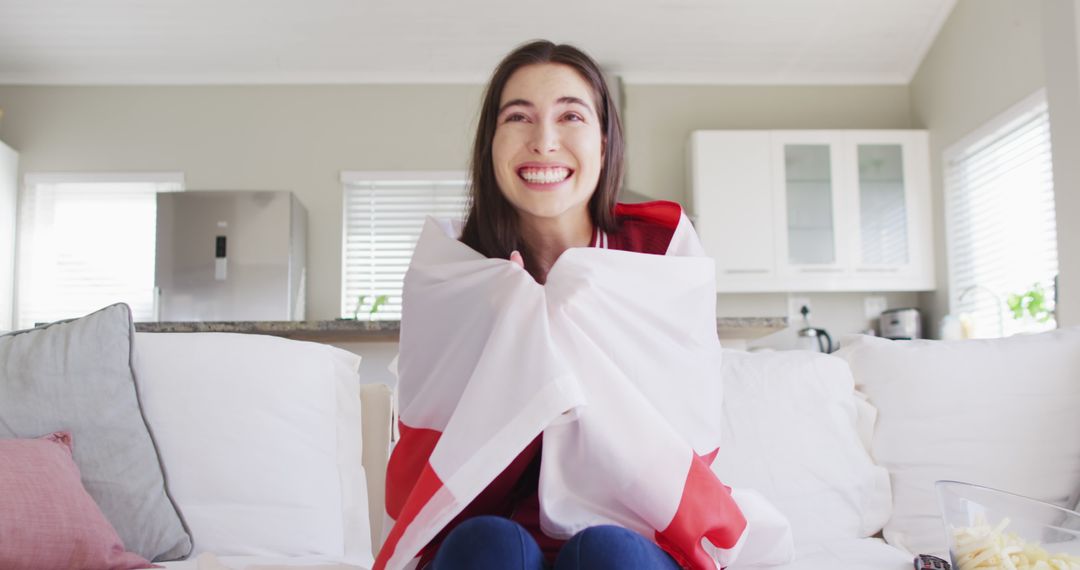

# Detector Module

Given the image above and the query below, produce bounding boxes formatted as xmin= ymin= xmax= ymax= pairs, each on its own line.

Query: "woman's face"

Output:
xmin=492 ymin=63 xmax=604 ymax=225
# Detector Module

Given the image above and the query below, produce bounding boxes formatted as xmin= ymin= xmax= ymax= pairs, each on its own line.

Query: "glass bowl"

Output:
xmin=936 ymin=480 xmax=1080 ymax=569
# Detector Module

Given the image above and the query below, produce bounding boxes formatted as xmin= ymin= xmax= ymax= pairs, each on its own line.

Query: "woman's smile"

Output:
xmin=516 ymin=162 xmax=574 ymax=189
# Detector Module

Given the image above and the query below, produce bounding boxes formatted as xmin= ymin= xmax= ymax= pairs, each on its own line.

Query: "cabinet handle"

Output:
xmin=797 ymin=267 xmax=844 ymax=273
xmin=856 ymin=267 xmax=901 ymax=273
xmin=723 ymin=269 xmax=770 ymax=275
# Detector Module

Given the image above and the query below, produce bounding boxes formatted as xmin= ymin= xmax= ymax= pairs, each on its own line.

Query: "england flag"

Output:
xmin=376 ymin=204 xmax=793 ymax=570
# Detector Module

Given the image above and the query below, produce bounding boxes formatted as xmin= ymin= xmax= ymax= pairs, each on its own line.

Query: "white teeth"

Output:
xmin=519 ymin=167 xmax=570 ymax=184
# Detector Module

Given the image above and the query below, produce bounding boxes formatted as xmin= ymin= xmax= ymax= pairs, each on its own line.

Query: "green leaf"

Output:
xmin=369 ymin=294 xmax=390 ymax=314
xmin=1006 ymin=293 xmax=1024 ymax=320
xmin=1006 ymin=282 xmax=1056 ymax=324
xmin=352 ymin=295 xmax=368 ymax=320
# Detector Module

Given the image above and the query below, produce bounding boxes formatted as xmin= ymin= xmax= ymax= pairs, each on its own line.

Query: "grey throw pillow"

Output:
xmin=0 ymin=303 xmax=192 ymax=561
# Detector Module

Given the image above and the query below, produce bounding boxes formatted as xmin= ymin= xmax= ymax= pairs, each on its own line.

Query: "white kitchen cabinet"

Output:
xmin=689 ymin=130 xmax=933 ymax=292
xmin=688 ymin=131 xmax=777 ymax=282
xmin=845 ymin=130 xmax=934 ymax=290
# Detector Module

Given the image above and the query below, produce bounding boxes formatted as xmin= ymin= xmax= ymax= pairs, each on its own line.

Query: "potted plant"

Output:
xmin=1006 ymin=283 xmax=1055 ymax=328
xmin=351 ymin=294 xmax=390 ymax=321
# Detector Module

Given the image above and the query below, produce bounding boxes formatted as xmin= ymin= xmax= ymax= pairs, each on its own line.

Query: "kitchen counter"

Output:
xmin=715 ymin=316 xmax=789 ymax=340
xmin=136 ymin=317 xmax=788 ymax=342
xmin=135 ymin=319 xmax=401 ymax=342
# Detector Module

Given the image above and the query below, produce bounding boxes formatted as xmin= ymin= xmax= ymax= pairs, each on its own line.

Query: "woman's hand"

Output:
xmin=510 ymin=250 xmax=524 ymax=268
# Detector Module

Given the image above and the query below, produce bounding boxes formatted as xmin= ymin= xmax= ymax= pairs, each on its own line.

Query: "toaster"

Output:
xmin=880 ymin=308 xmax=922 ymax=339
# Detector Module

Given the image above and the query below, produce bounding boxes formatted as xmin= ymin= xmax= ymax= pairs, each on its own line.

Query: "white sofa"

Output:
xmin=127 ymin=331 xmax=392 ymax=570
xmin=1 ymin=306 xmax=391 ymax=570
xmin=727 ymin=326 xmax=1080 ymax=569
xmin=714 ymin=325 xmax=1080 ymax=569
xmin=130 ymin=326 xmax=1080 ymax=570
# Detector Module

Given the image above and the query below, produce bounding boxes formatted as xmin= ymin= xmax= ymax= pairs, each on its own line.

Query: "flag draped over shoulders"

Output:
xmin=376 ymin=203 xmax=793 ymax=570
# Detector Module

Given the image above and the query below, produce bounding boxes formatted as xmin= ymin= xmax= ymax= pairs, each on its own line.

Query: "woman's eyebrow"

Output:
xmin=498 ymin=96 xmax=594 ymax=115
xmin=499 ymin=99 xmax=533 ymax=114
xmin=556 ymin=96 xmax=592 ymax=110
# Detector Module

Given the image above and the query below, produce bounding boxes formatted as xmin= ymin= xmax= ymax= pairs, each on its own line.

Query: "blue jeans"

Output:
xmin=428 ymin=515 xmax=682 ymax=570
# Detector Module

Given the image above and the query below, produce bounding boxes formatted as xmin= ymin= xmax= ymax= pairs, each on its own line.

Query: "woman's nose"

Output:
xmin=529 ymin=121 xmax=559 ymax=154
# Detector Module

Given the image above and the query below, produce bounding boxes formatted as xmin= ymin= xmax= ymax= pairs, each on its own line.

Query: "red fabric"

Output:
xmin=384 ymin=200 xmax=684 ymax=566
xmin=386 ymin=423 xmax=443 ymax=520
xmin=609 ymin=200 xmax=682 ymax=254
xmin=415 ymin=436 xmax=542 ymax=567
xmin=654 ymin=453 xmax=747 ymax=569
xmin=376 ymin=462 xmax=446 ymax=570
xmin=0 ymin=432 xmax=158 ymax=570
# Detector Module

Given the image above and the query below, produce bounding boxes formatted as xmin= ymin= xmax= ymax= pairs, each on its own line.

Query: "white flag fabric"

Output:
xmin=376 ymin=207 xmax=792 ymax=570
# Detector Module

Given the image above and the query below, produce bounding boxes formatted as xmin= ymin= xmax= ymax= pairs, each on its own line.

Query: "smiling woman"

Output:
xmin=492 ymin=64 xmax=604 ymax=274
xmin=459 ymin=40 xmax=624 ymax=285
xmin=374 ymin=40 xmax=757 ymax=570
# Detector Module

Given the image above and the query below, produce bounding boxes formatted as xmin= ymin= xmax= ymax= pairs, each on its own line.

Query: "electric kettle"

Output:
xmin=796 ymin=305 xmax=834 ymax=353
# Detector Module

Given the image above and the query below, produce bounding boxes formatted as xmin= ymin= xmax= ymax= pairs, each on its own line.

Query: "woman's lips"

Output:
xmin=517 ymin=165 xmax=573 ymax=188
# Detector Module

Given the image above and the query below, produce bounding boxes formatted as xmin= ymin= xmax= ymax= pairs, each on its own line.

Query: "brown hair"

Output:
xmin=459 ymin=40 xmax=624 ymax=260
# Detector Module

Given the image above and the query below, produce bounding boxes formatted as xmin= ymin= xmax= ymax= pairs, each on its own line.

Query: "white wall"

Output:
xmin=0 ymin=139 xmax=15 ymax=331
xmin=1043 ymin=0 xmax=1080 ymax=327
xmin=719 ymin=291 xmax=920 ymax=351
xmin=0 ymin=83 xmax=914 ymax=338
xmin=0 ymin=84 xmax=483 ymax=322
xmin=621 ymin=84 xmax=919 ymax=346
xmin=6 ymin=8 xmax=1071 ymax=340
xmin=623 ymin=85 xmax=913 ymax=204
xmin=910 ymin=0 xmax=1049 ymax=335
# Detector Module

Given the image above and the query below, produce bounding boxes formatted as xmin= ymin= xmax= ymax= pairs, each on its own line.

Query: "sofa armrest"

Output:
xmin=360 ymin=383 xmax=393 ymax=552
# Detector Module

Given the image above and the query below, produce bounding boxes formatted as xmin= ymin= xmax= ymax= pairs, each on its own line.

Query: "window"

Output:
xmin=16 ymin=173 xmax=183 ymax=329
xmin=341 ymin=172 xmax=468 ymax=321
xmin=944 ymin=90 xmax=1058 ymax=338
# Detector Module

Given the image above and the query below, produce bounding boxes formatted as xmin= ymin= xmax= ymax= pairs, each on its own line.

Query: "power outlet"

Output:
xmin=864 ymin=296 xmax=888 ymax=320
xmin=788 ymin=296 xmax=811 ymax=325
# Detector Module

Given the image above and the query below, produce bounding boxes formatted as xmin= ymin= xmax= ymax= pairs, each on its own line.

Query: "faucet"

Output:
xmin=957 ymin=284 xmax=1004 ymax=337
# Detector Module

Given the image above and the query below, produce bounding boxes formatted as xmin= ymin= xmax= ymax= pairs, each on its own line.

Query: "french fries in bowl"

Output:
xmin=937 ymin=480 xmax=1080 ymax=570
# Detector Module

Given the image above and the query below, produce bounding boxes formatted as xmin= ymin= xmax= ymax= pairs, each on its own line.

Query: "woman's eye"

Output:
xmin=504 ymin=113 xmax=527 ymax=123
xmin=563 ymin=113 xmax=585 ymax=122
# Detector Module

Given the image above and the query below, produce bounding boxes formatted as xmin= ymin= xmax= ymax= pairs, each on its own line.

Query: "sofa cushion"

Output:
xmin=0 ymin=432 xmax=156 ymax=570
xmin=713 ymin=349 xmax=892 ymax=549
xmin=836 ymin=328 xmax=1080 ymax=557
xmin=0 ymin=303 xmax=193 ymax=561
xmin=132 ymin=332 xmax=371 ymax=566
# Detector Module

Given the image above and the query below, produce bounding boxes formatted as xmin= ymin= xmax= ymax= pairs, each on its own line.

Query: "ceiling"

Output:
xmin=0 ymin=0 xmax=956 ymax=85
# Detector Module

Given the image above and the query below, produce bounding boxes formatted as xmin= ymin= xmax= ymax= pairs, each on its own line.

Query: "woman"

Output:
xmin=377 ymin=40 xmax=755 ymax=570
xmin=443 ymin=40 xmax=683 ymax=569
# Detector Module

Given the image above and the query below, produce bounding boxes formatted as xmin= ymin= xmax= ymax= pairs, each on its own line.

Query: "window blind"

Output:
xmin=16 ymin=174 xmax=184 ymax=329
xmin=944 ymin=91 xmax=1058 ymax=338
xmin=341 ymin=173 xmax=468 ymax=321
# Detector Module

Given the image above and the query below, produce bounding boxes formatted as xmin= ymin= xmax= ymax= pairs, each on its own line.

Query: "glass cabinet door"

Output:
xmin=856 ymin=144 xmax=908 ymax=265
xmin=784 ymin=144 xmax=836 ymax=264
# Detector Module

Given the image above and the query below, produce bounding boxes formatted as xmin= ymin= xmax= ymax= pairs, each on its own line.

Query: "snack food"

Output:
xmin=950 ymin=516 xmax=1080 ymax=570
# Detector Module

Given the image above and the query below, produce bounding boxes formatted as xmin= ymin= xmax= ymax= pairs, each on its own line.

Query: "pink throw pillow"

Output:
xmin=0 ymin=432 xmax=158 ymax=570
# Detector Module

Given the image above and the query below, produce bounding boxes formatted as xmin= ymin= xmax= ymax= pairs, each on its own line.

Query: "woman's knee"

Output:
xmin=555 ymin=525 xmax=680 ymax=570
xmin=430 ymin=516 xmax=543 ymax=570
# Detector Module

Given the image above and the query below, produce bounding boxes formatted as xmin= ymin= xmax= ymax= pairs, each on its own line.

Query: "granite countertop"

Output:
xmin=715 ymin=316 xmax=789 ymax=340
xmin=137 ymin=317 xmax=787 ymax=341
xmin=135 ymin=319 xmax=401 ymax=341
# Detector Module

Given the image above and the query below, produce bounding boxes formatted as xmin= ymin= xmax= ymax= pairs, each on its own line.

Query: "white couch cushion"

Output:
xmin=133 ymin=332 xmax=372 ymax=565
xmin=714 ymin=349 xmax=892 ymax=550
xmin=734 ymin=538 xmax=911 ymax=570
xmin=836 ymin=328 xmax=1080 ymax=557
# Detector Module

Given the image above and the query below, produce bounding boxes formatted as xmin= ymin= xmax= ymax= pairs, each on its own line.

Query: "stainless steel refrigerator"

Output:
xmin=155 ymin=190 xmax=307 ymax=321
